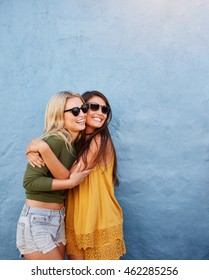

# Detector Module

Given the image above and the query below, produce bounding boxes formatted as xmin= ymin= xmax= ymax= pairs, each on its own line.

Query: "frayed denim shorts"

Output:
xmin=16 ymin=204 xmax=66 ymax=256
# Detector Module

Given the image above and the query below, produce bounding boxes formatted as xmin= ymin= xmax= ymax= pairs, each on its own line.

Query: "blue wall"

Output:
xmin=1 ymin=0 xmax=209 ymax=260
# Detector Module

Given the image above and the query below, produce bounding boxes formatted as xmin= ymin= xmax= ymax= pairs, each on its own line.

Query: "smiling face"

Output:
xmin=85 ymin=96 xmax=108 ymax=134
xmin=64 ymin=97 xmax=86 ymax=140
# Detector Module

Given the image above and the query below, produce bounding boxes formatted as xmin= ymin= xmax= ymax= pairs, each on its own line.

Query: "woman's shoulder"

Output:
xmin=43 ymin=135 xmax=65 ymax=155
xmin=95 ymin=134 xmax=114 ymax=161
xmin=43 ymin=135 xmax=64 ymax=145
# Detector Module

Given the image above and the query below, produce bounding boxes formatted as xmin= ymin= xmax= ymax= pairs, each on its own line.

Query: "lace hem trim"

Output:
xmin=66 ymin=224 xmax=124 ymax=249
xmin=66 ymin=239 xmax=126 ymax=260
xmin=66 ymin=224 xmax=126 ymax=259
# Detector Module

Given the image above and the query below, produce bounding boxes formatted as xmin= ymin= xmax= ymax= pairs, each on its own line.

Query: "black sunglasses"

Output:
xmin=88 ymin=102 xmax=110 ymax=114
xmin=64 ymin=103 xmax=89 ymax=116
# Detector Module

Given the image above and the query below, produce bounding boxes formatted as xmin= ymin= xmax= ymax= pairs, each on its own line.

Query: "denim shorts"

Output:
xmin=16 ymin=204 xmax=66 ymax=256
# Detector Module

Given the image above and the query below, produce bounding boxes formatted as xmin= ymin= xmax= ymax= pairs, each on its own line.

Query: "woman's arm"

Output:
xmin=24 ymin=136 xmax=92 ymax=191
xmin=26 ymin=138 xmax=70 ymax=179
xmin=26 ymin=134 xmax=109 ymax=178
xmin=24 ymin=162 xmax=91 ymax=191
xmin=51 ymin=164 xmax=91 ymax=190
xmin=70 ymin=134 xmax=111 ymax=173
xmin=27 ymin=152 xmax=45 ymax=168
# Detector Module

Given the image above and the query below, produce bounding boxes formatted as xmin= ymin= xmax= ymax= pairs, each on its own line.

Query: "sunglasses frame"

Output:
xmin=64 ymin=103 xmax=89 ymax=116
xmin=88 ymin=102 xmax=110 ymax=115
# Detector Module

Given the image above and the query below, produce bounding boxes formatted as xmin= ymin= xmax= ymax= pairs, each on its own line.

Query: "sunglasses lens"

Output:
xmin=90 ymin=103 xmax=100 ymax=111
xmin=71 ymin=108 xmax=80 ymax=116
xmin=102 ymin=106 xmax=110 ymax=114
xmin=89 ymin=103 xmax=110 ymax=114
xmin=81 ymin=103 xmax=89 ymax=113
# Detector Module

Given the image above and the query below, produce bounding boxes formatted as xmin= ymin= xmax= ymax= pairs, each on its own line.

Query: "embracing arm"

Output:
xmin=26 ymin=138 xmax=70 ymax=179
xmin=24 ymin=162 xmax=91 ymax=191
xmin=51 ymin=164 xmax=90 ymax=190
xmin=24 ymin=137 xmax=91 ymax=191
xmin=70 ymin=134 xmax=112 ymax=173
xmin=26 ymin=135 xmax=108 ymax=178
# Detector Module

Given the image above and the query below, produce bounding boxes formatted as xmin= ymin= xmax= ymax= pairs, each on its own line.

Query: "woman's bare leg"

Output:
xmin=57 ymin=243 xmax=65 ymax=259
xmin=24 ymin=243 xmax=65 ymax=260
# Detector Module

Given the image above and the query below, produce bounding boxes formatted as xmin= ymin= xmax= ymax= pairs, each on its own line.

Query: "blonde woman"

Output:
xmin=16 ymin=91 xmax=91 ymax=260
xmin=26 ymin=91 xmax=126 ymax=260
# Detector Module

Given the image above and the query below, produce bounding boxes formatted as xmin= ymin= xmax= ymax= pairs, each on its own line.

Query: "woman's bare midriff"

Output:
xmin=26 ymin=199 xmax=64 ymax=210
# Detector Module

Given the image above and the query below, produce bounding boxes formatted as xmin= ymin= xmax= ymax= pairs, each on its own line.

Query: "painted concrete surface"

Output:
xmin=1 ymin=0 xmax=209 ymax=260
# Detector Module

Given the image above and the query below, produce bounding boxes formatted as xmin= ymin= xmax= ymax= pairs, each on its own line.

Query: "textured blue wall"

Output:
xmin=1 ymin=0 xmax=209 ymax=260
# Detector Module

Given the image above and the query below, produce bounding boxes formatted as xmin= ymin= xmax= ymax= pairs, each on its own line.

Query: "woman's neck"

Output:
xmin=70 ymin=132 xmax=79 ymax=141
xmin=85 ymin=127 xmax=94 ymax=135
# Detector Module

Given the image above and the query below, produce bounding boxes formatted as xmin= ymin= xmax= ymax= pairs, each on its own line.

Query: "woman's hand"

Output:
xmin=26 ymin=138 xmax=49 ymax=167
xmin=26 ymin=138 xmax=48 ymax=155
xmin=27 ymin=152 xmax=45 ymax=168
xmin=67 ymin=163 xmax=92 ymax=188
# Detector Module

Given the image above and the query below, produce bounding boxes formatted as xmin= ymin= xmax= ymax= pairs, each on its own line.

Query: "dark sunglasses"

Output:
xmin=64 ymin=103 xmax=89 ymax=116
xmin=88 ymin=102 xmax=110 ymax=114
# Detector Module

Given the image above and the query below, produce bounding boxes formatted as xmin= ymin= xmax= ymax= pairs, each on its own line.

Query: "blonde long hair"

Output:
xmin=43 ymin=91 xmax=84 ymax=152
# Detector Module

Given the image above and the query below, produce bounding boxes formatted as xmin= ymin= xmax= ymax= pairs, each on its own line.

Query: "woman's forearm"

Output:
xmin=41 ymin=148 xmax=70 ymax=179
xmin=51 ymin=167 xmax=91 ymax=190
xmin=26 ymin=138 xmax=70 ymax=179
xmin=70 ymin=136 xmax=102 ymax=173
xmin=51 ymin=178 xmax=75 ymax=190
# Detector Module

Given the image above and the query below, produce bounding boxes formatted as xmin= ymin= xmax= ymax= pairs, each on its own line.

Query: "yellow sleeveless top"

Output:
xmin=65 ymin=158 xmax=126 ymax=260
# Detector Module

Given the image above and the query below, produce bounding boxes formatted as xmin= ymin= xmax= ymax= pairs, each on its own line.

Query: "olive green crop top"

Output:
xmin=23 ymin=135 xmax=77 ymax=204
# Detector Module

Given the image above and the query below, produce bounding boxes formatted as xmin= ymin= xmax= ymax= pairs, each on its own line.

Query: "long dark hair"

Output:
xmin=77 ymin=90 xmax=119 ymax=187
